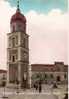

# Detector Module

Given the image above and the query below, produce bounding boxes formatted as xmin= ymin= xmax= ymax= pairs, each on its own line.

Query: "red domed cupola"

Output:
xmin=10 ymin=9 xmax=26 ymax=24
xmin=10 ymin=1 xmax=26 ymax=33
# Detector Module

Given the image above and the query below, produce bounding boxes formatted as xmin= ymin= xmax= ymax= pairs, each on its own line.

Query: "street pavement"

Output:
xmin=0 ymin=84 xmax=67 ymax=99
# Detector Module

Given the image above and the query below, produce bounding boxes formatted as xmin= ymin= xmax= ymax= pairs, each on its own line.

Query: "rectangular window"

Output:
xmin=12 ymin=38 xmax=15 ymax=47
xmin=12 ymin=55 xmax=15 ymax=62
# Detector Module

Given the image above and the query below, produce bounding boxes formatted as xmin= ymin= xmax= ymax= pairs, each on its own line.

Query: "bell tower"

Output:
xmin=7 ymin=0 xmax=29 ymax=88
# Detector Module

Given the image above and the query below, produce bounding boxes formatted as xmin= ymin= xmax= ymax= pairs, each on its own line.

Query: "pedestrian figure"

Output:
xmin=34 ymin=82 xmax=38 ymax=90
xmin=53 ymin=82 xmax=57 ymax=88
xmin=35 ymin=83 xmax=38 ymax=90
xmin=39 ymin=80 xmax=42 ymax=93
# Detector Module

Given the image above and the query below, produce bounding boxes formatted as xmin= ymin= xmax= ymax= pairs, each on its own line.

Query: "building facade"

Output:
xmin=31 ymin=62 xmax=68 ymax=85
xmin=7 ymin=3 xmax=29 ymax=88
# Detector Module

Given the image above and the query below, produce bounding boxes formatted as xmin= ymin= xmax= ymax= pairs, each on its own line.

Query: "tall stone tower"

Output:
xmin=7 ymin=1 xmax=29 ymax=88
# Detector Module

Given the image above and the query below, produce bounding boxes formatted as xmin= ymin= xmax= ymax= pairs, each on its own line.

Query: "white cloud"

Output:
xmin=48 ymin=9 xmax=62 ymax=16
xmin=26 ymin=9 xmax=68 ymax=65
xmin=0 ymin=0 xmax=68 ymax=69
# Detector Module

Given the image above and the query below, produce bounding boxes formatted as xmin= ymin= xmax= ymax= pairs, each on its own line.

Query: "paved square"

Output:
xmin=0 ymin=84 xmax=67 ymax=99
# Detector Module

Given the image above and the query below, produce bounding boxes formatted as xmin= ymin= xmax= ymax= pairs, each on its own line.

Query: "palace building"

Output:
xmin=7 ymin=1 xmax=30 ymax=88
xmin=31 ymin=62 xmax=68 ymax=85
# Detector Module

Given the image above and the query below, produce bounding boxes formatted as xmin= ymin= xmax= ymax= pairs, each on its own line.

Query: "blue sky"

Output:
xmin=7 ymin=0 xmax=67 ymax=13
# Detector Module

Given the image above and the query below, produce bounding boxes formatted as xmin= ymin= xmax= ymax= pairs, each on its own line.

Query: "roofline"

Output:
xmin=31 ymin=64 xmax=54 ymax=66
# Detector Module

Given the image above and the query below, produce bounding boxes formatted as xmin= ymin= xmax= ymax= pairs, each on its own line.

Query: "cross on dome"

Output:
xmin=17 ymin=0 xmax=20 ymax=10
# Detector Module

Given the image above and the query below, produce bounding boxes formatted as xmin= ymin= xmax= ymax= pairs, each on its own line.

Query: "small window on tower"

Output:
xmin=12 ymin=38 xmax=15 ymax=47
xmin=12 ymin=56 xmax=15 ymax=62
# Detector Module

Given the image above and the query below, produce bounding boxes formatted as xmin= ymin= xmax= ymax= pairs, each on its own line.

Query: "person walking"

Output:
xmin=39 ymin=80 xmax=42 ymax=93
xmin=34 ymin=81 xmax=38 ymax=90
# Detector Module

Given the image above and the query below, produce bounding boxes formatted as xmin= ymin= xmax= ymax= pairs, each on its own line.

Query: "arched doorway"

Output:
xmin=56 ymin=76 xmax=61 ymax=82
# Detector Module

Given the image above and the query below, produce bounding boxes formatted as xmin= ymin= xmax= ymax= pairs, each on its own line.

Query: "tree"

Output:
xmin=50 ymin=74 xmax=53 ymax=79
xmin=45 ymin=74 xmax=47 ymax=79
xmin=44 ymin=74 xmax=48 ymax=84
